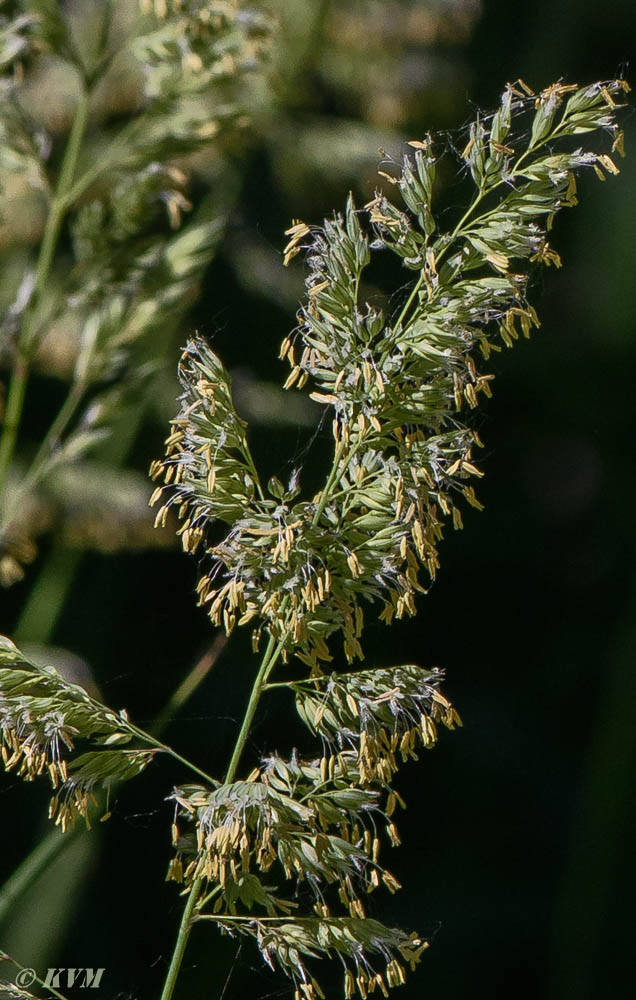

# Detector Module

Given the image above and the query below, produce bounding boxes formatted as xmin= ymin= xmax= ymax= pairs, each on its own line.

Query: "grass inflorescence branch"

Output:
xmin=152 ymin=78 xmax=628 ymax=672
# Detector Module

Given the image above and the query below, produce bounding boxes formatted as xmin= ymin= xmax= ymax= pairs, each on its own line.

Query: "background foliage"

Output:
xmin=0 ymin=1 xmax=635 ymax=998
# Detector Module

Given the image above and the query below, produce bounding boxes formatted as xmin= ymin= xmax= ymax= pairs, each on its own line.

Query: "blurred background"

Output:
xmin=1 ymin=1 xmax=635 ymax=998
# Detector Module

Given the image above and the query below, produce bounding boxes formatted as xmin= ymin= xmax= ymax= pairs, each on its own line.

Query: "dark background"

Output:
xmin=1 ymin=1 xmax=635 ymax=998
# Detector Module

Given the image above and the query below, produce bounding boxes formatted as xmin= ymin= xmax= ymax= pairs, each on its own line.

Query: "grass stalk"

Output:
xmin=158 ymin=631 xmax=286 ymax=1000
xmin=0 ymin=89 xmax=91 ymax=504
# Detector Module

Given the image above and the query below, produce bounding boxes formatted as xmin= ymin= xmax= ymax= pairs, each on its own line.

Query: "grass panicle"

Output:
xmin=0 ymin=68 xmax=628 ymax=1000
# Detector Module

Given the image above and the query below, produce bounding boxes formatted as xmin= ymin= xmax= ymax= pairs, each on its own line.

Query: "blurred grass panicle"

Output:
xmin=0 ymin=0 xmax=272 ymax=585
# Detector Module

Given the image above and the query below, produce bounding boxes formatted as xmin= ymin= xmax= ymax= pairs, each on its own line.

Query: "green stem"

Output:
xmin=126 ymin=724 xmax=216 ymax=786
xmin=61 ymin=114 xmax=145 ymax=208
xmin=159 ymin=632 xmax=286 ymax=1000
xmin=311 ymin=435 xmax=347 ymax=528
xmin=241 ymin=444 xmax=265 ymax=503
xmin=161 ymin=746 xmax=216 ymax=785
xmin=196 ymin=914 xmax=347 ymax=924
xmin=192 ymin=884 xmax=222 ymax=913
xmin=0 ymin=357 xmax=28 ymax=507
xmin=26 ymin=91 xmax=91 ymax=351
xmin=2 ymin=380 xmax=88 ymax=534
xmin=391 ymin=184 xmax=492 ymax=339
xmin=158 ymin=876 xmax=204 ymax=1000
xmin=0 ymin=89 xmax=91 ymax=503
xmin=392 ymin=275 xmax=424 ymax=335
xmin=224 ymin=633 xmax=282 ymax=783
xmin=28 ymin=380 xmax=86 ymax=474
